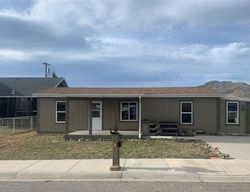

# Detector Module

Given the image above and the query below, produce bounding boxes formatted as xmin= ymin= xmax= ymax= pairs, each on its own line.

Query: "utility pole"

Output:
xmin=42 ymin=62 xmax=50 ymax=78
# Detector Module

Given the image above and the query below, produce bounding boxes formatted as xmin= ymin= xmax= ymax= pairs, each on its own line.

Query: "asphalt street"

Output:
xmin=0 ymin=181 xmax=250 ymax=192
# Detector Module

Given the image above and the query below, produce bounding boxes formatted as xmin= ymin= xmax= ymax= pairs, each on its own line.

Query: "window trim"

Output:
xmin=120 ymin=101 xmax=138 ymax=122
xmin=180 ymin=101 xmax=193 ymax=125
xmin=55 ymin=101 xmax=66 ymax=124
xmin=226 ymin=101 xmax=239 ymax=125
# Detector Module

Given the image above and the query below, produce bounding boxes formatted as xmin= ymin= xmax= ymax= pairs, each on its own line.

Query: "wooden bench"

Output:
xmin=149 ymin=122 xmax=179 ymax=136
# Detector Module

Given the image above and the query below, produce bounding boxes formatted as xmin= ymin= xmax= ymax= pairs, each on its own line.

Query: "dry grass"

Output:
xmin=0 ymin=131 xmax=215 ymax=160
xmin=0 ymin=126 xmax=31 ymax=135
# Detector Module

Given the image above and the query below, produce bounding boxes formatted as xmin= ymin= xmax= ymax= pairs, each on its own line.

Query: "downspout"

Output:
xmin=138 ymin=96 xmax=142 ymax=139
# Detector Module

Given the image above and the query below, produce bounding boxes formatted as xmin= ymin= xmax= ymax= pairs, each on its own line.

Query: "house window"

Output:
xmin=120 ymin=101 xmax=138 ymax=121
xmin=56 ymin=101 xmax=66 ymax=123
xmin=180 ymin=101 xmax=193 ymax=124
xmin=226 ymin=101 xmax=239 ymax=125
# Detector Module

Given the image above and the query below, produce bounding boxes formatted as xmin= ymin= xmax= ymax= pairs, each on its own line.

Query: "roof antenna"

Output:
xmin=42 ymin=62 xmax=51 ymax=78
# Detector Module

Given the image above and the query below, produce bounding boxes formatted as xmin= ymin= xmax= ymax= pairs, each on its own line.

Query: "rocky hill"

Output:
xmin=198 ymin=81 xmax=250 ymax=97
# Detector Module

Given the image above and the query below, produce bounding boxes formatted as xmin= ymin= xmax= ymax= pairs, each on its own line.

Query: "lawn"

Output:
xmin=0 ymin=126 xmax=31 ymax=135
xmin=0 ymin=131 xmax=217 ymax=160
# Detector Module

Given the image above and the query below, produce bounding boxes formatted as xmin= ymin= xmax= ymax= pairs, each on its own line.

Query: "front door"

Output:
xmin=92 ymin=101 xmax=102 ymax=131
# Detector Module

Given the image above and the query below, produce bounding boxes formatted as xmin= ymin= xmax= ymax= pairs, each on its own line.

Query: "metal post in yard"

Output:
xmin=12 ymin=118 xmax=15 ymax=133
xmin=30 ymin=116 xmax=33 ymax=130
xmin=110 ymin=129 xmax=122 ymax=171
xmin=21 ymin=118 xmax=23 ymax=130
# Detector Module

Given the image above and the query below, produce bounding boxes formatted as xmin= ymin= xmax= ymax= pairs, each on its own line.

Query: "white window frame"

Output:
xmin=180 ymin=101 xmax=193 ymax=125
xmin=120 ymin=101 xmax=138 ymax=122
xmin=226 ymin=101 xmax=239 ymax=125
xmin=55 ymin=101 xmax=66 ymax=123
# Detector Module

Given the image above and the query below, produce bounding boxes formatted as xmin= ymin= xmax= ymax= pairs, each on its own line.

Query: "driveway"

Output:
xmin=196 ymin=136 xmax=250 ymax=159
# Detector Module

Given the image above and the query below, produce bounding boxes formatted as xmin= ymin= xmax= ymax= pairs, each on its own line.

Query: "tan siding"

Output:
xmin=142 ymin=98 xmax=217 ymax=133
xmin=38 ymin=97 xmax=230 ymax=134
xmin=186 ymin=98 xmax=217 ymax=133
xmin=38 ymin=98 xmax=139 ymax=133
xmin=247 ymin=103 xmax=250 ymax=134
xmin=68 ymin=100 xmax=89 ymax=131
xmin=102 ymin=99 xmax=117 ymax=130
xmin=219 ymin=100 xmax=247 ymax=134
xmin=38 ymin=98 xmax=65 ymax=133
xmin=142 ymin=98 xmax=179 ymax=122
xmin=103 ymin=99 xmax=139 ymax=131
xmin=216 ymin=98 xmax=221 ymax=133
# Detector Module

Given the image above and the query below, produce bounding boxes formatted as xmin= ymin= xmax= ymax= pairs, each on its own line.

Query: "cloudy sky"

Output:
xmin=0 ymin=0 xmax=250 ymax=87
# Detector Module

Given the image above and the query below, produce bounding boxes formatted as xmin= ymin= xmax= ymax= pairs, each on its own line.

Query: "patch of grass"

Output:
xmin=121 ymin=139 xmax=212 ymax=159
xmin=0 ymin=131 xmax=214 ymax=160
xmin=0 ymin=126 xmax=31 ymax=135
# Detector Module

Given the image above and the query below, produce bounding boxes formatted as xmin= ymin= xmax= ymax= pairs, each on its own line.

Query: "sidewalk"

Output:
xmin=1 ymin=159 xmax=250 ymax=183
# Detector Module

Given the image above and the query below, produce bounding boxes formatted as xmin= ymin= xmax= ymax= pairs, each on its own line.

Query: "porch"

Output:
xmin=63 ymin=97 xmax=143 ymax=139
xmin=64 ymin=130 xmax=139 ymax=140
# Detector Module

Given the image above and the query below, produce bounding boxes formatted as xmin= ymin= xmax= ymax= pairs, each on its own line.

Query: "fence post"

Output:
xmin=21 ymin=118 xmax=23 ymax=130
xmin=30 ymin=116 xmax=33 ymax=130
xmin=12 ymin=118 xmax=15 ymax=133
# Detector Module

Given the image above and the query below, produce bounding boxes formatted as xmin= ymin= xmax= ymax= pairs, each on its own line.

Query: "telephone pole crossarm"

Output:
xmin=42 ymin=62 xmax=51 ymax=78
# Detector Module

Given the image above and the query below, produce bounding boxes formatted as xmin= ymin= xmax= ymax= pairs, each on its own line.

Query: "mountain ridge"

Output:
xmin=198 ymin=81 xmax=250 ymax=97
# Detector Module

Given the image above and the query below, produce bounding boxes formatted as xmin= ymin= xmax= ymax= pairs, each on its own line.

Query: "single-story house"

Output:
xmin=33 ymin=87 xmax=250 ymax=138
xmin=0 ymin=77 xmax=68 ymax=118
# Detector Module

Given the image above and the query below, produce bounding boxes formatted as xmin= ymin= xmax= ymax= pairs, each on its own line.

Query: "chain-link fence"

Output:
xmin=0 ymin=116 xmax=37 ymax=135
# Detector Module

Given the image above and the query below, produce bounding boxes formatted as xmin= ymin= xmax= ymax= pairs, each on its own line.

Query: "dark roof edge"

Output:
xmin=55 ymin=78 xmax=68 ymax=87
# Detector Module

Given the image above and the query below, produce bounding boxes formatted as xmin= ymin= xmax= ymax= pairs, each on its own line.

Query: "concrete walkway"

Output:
xmin=197 ymin=136 xmax=250 ymax=159
xmin=1 ymin=159 xmax=250 ymax=183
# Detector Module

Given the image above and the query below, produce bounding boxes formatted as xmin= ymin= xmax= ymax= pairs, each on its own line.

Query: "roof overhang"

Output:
xmin=0 ymin=96 xmax=36 ymax=98
xmin=32 ymin=93 xmax=225 ymax=98
xmin=221 ymin=96 xmax=250 ymax=102
xmin=142 ymin=94 xmax=224 ymax=98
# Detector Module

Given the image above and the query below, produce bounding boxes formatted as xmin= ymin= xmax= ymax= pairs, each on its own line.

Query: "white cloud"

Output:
xmin=0 ymin=49 xmax=31 ymax=61
xmin=0 ymin=49 xmax=50 ymax=62
xmin=1 ymin=0 xmax=250 ymax=32
xmin=209 ymin=42 xmax=250 ymax=61
xmin=0 ymin=0 xmax=250 ymax=85
xmin=84 ymin=37 xmax=250 ymax=63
